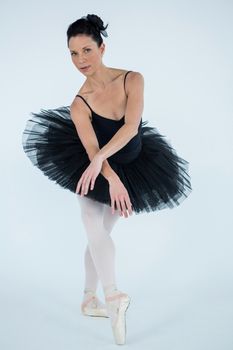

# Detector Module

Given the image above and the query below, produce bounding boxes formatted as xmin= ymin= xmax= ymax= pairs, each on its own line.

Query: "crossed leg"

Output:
xmin=77 ymin=195 xmax=120 ymax=294
xmin=77 ymin=195 xmax=131 ymax=343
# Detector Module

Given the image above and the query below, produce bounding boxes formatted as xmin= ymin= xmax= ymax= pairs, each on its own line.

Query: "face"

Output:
xmin=68 ymin=34 xmax=105 ymax=75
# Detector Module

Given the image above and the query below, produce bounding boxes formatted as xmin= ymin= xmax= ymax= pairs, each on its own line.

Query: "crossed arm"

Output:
xmin=70 ymin=71 xmax=144 ymax=182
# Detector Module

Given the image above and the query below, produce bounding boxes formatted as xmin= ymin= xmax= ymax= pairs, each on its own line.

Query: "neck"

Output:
xmin=86 ymin=65 xmax=115 ymax=90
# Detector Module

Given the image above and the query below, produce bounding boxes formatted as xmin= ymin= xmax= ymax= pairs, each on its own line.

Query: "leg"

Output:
xmin=77 ymin=195 xmax=130 ymax=344
xmin=83 ymin=202 xmax=121 ymax=294
xmin=77 ymin=195 xmax=120 ymax=292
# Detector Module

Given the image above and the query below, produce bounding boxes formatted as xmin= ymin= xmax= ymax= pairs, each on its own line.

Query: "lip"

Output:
xmin=80 ymin=65 xmax=90 ymax=71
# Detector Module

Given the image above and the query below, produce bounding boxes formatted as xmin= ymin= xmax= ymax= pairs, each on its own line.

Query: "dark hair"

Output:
xmin=66 ymin=14 xmax=109 ymax=48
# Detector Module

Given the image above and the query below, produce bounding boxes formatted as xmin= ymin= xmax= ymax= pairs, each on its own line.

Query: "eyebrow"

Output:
xmin=69 ymin=46 xmax=91 ymax=52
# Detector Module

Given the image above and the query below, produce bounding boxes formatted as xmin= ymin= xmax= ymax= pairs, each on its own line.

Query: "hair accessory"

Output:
xmin=100 ymin=29 xmax=108 ymax=37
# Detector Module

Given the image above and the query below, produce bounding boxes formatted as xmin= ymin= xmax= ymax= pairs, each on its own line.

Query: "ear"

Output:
xmin=100 ymin=42 xmax=105 ymax=56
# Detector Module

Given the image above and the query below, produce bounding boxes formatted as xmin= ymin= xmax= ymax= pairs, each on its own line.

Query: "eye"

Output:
xmin=71 ymin=49 xmax=91 ymax=56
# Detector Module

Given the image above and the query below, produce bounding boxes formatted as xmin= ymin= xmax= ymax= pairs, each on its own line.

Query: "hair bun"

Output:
xmin=84 ymin=14 xmax=108 ymax=37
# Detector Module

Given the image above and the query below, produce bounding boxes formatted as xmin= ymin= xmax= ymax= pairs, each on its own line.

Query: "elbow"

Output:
xmin=126 ymin=123 xmax=140 ymax=138
xmin=133 ymin=126 xmax=140 ymax=136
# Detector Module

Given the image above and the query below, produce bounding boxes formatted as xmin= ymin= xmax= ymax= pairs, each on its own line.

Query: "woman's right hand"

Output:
xmin=108 ymin=175 xmax=133 ymax=218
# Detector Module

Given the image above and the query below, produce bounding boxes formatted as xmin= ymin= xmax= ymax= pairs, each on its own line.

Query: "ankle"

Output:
xmin=83 ymin=288 xmax=96 ymax=300
xmin=103 ymin=283 xmax=118 ymax=298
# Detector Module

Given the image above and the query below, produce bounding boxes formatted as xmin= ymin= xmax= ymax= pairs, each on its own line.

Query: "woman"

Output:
xmin=22 ymin=14 xmax=192 ymax=345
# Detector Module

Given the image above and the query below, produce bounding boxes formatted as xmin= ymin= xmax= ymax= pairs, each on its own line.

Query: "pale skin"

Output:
xmin=68 ymin=34 xmax=144 ymax=218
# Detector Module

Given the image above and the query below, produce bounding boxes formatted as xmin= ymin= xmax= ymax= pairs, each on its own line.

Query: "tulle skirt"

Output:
xmin=22 ymin=106 xmax=192 ymax=214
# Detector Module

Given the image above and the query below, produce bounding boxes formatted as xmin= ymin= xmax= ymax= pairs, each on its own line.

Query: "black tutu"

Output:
xmin=22 ymin=106 xmax=192 ymax=214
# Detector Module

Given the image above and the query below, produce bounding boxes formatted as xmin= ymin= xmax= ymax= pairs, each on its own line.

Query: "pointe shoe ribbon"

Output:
xmin=81 ymin=295 xmax=109 ymax=318
xmin=105 ymin=292 xmax=129 ymax=302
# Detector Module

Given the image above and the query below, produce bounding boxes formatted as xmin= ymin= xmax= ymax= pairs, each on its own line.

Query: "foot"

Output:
xmin=81 ymin=292 xmax=109 ymax=318
xmin=105 ymin=291 xmax=131 ymax=345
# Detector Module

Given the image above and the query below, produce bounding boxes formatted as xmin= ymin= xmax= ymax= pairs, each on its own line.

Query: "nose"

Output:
xmin=77 ymin=53 xmax=86 ymax=62
xmin=78 ymin=59 xmax=87 ymax=66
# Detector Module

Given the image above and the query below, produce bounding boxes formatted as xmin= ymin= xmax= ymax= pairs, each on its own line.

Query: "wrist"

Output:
xmin=107 ymin=173 xmax=120 ymax=184
xmin=95 ymin=151 xmax=105 ymax=162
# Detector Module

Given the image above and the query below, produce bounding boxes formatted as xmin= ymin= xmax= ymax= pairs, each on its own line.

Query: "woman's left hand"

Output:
xmin=76 ymin=154 xmax=103 ymax=196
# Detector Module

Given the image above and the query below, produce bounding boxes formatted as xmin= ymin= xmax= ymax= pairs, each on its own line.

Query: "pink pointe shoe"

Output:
xmin=105 ymin=292 xmax=131 ymax=345
xmin=81 ymin=293 xmax=109 ymax=318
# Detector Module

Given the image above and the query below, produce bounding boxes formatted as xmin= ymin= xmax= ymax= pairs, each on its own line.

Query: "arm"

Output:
xmin=70 ymin=98 xmax=119 ymax=182
xmin=97 ymin=72 xmax=144 ymax=161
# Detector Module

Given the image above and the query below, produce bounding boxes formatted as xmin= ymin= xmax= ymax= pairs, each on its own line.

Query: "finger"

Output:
xmin=90 ymin=176 xmax=96 ymax=190
xmin=80 ymin=181 xmax=86 ymax=196
xmin=111 ymin=198 xmax=115 ymax=214
xmin=77 ymin=170 xmax=87 ymax=194
xmin=80 ymin=179 xmax=84 ymax=196
xmin=82 ymin=174 xmax=91 ymax=196
xmin=84 ymin=177 xmax=91 ymax=195
xmin=76 ymin=177 xmax=82 ymax=193
xmin=86 ymin=174 xmax=96 ymax=194
xmin=126 ymin=197 xmax=133 ymax=215
xmin=76 ymin=176 xmax=83 ymax=194
xmin=120 ymin=197 xmax=128 ymax=218
xmin=115 ymin=198 xmax=122 ymax=216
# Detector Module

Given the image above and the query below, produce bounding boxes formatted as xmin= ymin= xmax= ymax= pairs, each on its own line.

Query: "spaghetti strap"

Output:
xmin=124 ymin=71 xmax=133 ymax=94
xmin=75 ymin=94 xmax=93 ymax=113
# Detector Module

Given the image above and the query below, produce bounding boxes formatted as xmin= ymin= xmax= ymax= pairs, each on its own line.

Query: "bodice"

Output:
xmin=91 ymin=112 xmax=142 ymax=164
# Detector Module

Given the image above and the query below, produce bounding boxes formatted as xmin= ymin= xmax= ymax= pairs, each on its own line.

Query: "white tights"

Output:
xmin=77 ymin=195 xmax=120 ymax=296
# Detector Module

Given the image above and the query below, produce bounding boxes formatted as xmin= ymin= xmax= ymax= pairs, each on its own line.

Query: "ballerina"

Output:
xmin=22 ymin=13 xmax=192 ymax=345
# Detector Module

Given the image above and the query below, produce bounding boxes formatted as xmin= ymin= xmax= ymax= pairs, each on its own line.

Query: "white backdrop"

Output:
xmin=1 ymin=0 xmax=233 ymax=349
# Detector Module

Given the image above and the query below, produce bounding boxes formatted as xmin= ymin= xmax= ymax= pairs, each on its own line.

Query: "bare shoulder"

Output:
xmin=113 ymin=68 xmax=143 ymax=83
xmin=125 ymin=71 xmax=144 ymax=95
xmin=70 ymin=94 xmax=85 ymax=111
xmin=128 ymin=71 xmax=144 ymax=83
xmin=70 ymin=94 xmax=91 ymax=122
xmin=70 ymin=83 xmax=90 ymax=110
